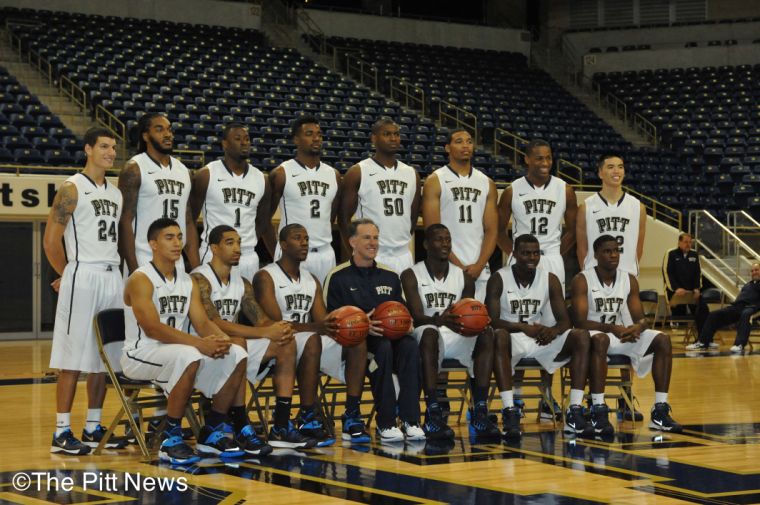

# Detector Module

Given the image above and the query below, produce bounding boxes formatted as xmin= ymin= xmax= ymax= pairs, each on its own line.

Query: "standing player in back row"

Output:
xmin=45 ymin=128 xmax=124 ymax=454
xmin=118 ymin=112 xmax=200 ymax=273
xmin=576 ymin=153 xmax=646 ymax=276
xmin=422 ymin=129 xmax=498 ymax=301
xmin=339 ymin=117 xmax=421 ymax=273
xmin=497 ymin=138 xmax=577 ymax=292
xmin=190 ymin=123 xmax=276 ymax=281
xmin=269 ymin=115 xmax=341 ymax=284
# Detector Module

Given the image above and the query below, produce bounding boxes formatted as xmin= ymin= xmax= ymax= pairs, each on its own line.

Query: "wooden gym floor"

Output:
xmin=0 ymin=331 xmax=758 ymax=505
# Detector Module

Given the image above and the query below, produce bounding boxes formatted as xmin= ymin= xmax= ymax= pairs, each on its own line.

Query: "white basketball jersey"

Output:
xmin=277 ymin=159 xmax=338 ymax=249
xmin=583 ymin=192 xmax=641 ymax=275
xmin=124 ymin=263 xmax=193 ymax=350
xmin=192 ymin=263 xmax=245 ymax=322
xmin=410 ymin=261 xmax=465 ymax=317
xmin=582 ymin=267 xmax=633 ymax=326
xmin=510 ymin=176 xmax=566 ymax=256
xmin=199 ymin=160 xmax=266 ymax=263
xmin=262 ymin=262 xmax=317 ymax=324
xmin=356 ymin=158 xmax=417 ymax=250
xmin=434 ymin=165 xmax=491 ymax=265
xmin=497 ymin=265 xmax=551 ymax=325
xmin=131 ymin=152 xmax=192 ymax=266
xmin=63 ymin=173 xmax=122 ymax=265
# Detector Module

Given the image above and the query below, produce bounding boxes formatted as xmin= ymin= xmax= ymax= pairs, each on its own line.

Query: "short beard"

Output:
xmin=149 ymin=136 xmax=173 ymax=155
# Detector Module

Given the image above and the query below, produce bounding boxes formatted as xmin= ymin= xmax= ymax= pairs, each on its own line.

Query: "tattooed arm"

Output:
xmin=43 ymin=182 xmax=78 ymax=290
xmin=118 ymin=160 xmax=141 ymax=274
xmin=191 ymin=273 xmax=294 ymax=343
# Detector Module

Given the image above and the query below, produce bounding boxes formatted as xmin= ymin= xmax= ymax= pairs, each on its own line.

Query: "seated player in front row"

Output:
xmin=191 ymin=224 xmax=315 ymax=450
xmin=570 ymin=234 xmax=682 ymax=434
xmin=486 ymin=233 xmax=592 ymax=437
xmin=401 ymin=224 xmax=500 ymax=439
xmin=121 ymin=218 xmax=248 ymax=465
xmin=325 ymin=218 xmax=425 ymax=443
xmin=254 ymin=223 xmax=371 ymax=445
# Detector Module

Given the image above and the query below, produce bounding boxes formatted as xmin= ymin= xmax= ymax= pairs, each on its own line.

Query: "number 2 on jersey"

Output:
xmin=310 ymin=199 xmax=320 ymax=218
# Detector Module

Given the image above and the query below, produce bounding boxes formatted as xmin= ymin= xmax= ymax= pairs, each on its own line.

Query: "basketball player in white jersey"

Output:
xmin=339 ymin=117 xmax=421 ymax=273
xmin=254 ymin=223 xmax=371 ymax=445
xmin=571 ymin=235 xmax=682 ymax=433
xmin=498 ymin=139 xmax=577 ymax=291
xmin=44 ymin=128 xmax=125 ymax=455
xmin=192 ymin=224 xmax=315 ymax=451
xmin=401 ymin=224 xmax=500 ymax=440
xmin=422 ymin=129 xmax=498 ymax=301
xmin=576 ymin=153 xmax=647 ymax=422
xmin=497 ymin=139 xmax=577 ymax=419
xmin=269 ymin=115 xmax=341 ymax=284
xmin=486 ymin=234 xmax=591 ymax=436
xmin=121 ymin=218 xmax=249 ymax=464
xmin=576 ymin=153 xmax=646 ymax=275
xmin=190 ymin=123 xmax=276 ymax=281
xmin=118 ymin=112 xmax=200 ymax=274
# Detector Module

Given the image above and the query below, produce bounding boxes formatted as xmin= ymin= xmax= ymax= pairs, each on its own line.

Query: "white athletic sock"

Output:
xmin=56 ymin=412 xmax=71 ymax=436
xmin=591 ymin=393 xmax=605 ymax=405
xmin=85 ymin=408 xmax=102 ymax=433
xmin=654 ymin=392 xmax=668 ymax=404
xmin=500 ymin=390 xmax=514 ymax=409
xmin=569 ymin=389 xmax=585 ymax=406
xmin=154 ymin=408 xmax=167 ymax=417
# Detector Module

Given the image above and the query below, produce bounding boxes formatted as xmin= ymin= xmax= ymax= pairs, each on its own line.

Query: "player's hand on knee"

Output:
xmin=619 ymin=327 xmax=640 ymax=343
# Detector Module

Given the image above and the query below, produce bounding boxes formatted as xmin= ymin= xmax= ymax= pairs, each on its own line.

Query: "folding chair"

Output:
xmin=487 ymin=358 xmax=559 ymax=426
xmin=438 ymin=358 xmax=471 ymax=425
xmin=667 ymin=288 xmax=722 ymax=345
xmin=745 ymin=309 xmax=760 ymax=352
xmin=94 ymin=308 xmax=202 ymax=459
xmin=639 ymin=290 xmax=663 ymax=327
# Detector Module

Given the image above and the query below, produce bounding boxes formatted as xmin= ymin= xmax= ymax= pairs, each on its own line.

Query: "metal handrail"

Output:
xmin=727 ymin=210 xmax=760 ymax=231
xmin=387 ymin=77 xmax=425 ymax=116
xmin=438 ymin=99 xmax=477 ymax=144
xmin=345 ymin=53 xmax=378 ymax=91
xmin=27 ymin=48 xmax=52 ymax=84
xmin=689 ymin=210 xmax=760 ymax=288
xmin=59 ymin=74 xmax=86 ymax=111
xmin=95 ymin=105 xmax=127 ymax=159
xmin=173 ymin=149 xmax=206 ymax=169
xmin=494 ymin=128 xmax=527 ymax=168
xmin=633 ymin=113 xmax=658 ymax=147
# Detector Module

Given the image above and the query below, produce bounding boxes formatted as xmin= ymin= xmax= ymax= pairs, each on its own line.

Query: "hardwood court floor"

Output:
xmin=0 ymin=334 xmax=759 ymax=505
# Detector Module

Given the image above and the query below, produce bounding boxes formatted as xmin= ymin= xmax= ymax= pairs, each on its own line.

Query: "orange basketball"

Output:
xmin=373 ymin=301 xmax=412 ymax=340
xmin=330 ymin=306 xmax=370 ymax=347
xmin=449 ymin=298 xmax=490 ymax=336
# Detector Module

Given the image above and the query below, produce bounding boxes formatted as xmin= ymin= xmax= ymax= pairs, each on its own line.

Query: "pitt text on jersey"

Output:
xmin=595 ymin=216 xmax=630 ymax=233
xmin=425 ymin=292 xmax=457 ymax=311
xmin=91 ymin=199 xmax=119 ymax=217
xmin=215 ymin=298 xmax=240 ymax=318
xmin=594 ymin=297 xmax=625 ymax=314
xmin=511 ymin=299 xmax=541 ymax=316
xmin=522 ymin=198 xmax=557 ymax=214
xmin=376 ymin=179 xmax=409 ymax=195
xmin=159 ymin=295 xmax=188 ymax=315
xmin=222 ymin=187 xmax=257 ymax=206
xmin=298 ymin=180 xmax=330 ymax=196
xmin=285 ymin=293 xmax=313 ymax=312
xmin=154 ymin=179 xmax=185 ymax=196
xmin=450 ymin=187 xmax=482 ymax=202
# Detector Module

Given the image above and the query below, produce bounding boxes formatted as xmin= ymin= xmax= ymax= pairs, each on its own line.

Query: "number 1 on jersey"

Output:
xmin=162 ymin=199 xmax=179 ymax=219
xmin=458 ymin=204 xmax=472 ymax=223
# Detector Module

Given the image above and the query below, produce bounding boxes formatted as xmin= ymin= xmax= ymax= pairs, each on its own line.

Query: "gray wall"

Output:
xmin=0 ymin=0 xmax=262 ymax=29
xmin=582 ymin=44 xmax=760 ymax=78
xmin=304 ymin=8 xmax=531 ymax=55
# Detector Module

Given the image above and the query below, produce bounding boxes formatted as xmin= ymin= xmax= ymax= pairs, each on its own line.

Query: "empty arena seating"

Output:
xmin=0 ymin=66 xmax=78 ymax=166
xmin=594 ymin=65 xmax=760 ymax=215
xmin=4 ymin=8 xmax=511 ymax=176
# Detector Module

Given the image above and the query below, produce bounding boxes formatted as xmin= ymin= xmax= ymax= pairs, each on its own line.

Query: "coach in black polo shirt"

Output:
xmin=663 ymin=233 xmax=707 ymax=331
xmin=324 ymin=218 xmax=424 ymax=443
